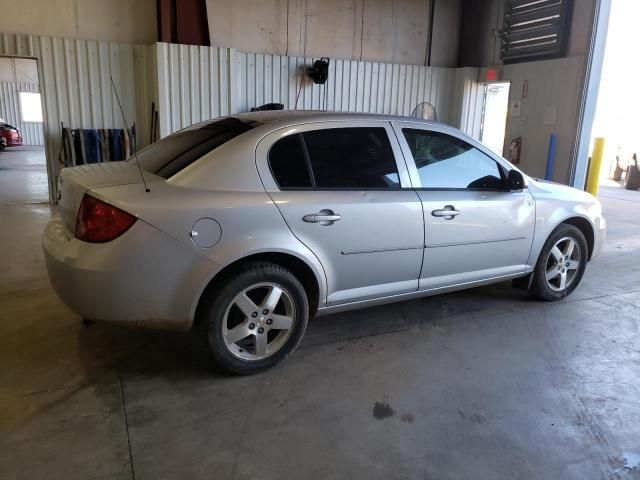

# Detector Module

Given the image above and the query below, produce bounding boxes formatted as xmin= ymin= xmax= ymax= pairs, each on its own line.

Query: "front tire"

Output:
xmin=529 ymin=224 xmax=588 ymax=301
xmin=200 ymin=262 xmax=309 ymax=375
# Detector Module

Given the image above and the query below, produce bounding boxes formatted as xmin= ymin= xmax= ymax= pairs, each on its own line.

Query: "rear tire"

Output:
xmin=529 ymin=224 xmax=588 ymax=301
xmin=199 ymin=262 xmax=309 ymax=375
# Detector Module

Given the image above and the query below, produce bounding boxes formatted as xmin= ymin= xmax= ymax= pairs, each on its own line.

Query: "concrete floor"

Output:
xmin=1 ymin=182 xmax=639 ymax=479
xmin=0 ymin=146 xmax=48 ymax=204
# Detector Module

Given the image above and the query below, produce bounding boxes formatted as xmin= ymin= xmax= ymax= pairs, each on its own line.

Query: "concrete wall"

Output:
xmin=206 ymin=0 xmax=462 ymax=67
xmin=458 ymin=0 xmax=502 ymax=67
xmin=0 ymin=0 xmax=156 ymax=44
xmin=430 ymin=0 xmax=463 ymax=67
xmin=482 ymin=56 xmax=585 ymax=183
xmin=567 ymin=0 xmax=596 ymax=57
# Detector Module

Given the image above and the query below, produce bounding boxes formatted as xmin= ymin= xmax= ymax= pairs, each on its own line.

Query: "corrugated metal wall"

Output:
xmin=157 ymin=44 xmax=231 ymax=137
xmin=457 ymin=70 xmax=485 ymax=140
xmin=235 ymin=52 xmax=458 ymax=122
xmin=0 ymin=33 xmax=155 ymax=202
xmin=156 ymin=42 xmax=480 ymax=137
xmin=0 ymin=81 xmax=44 ymax=145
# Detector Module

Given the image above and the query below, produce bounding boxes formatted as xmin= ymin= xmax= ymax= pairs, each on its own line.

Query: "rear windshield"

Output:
xmin=131 ymin=117 xmax=256 ymax=178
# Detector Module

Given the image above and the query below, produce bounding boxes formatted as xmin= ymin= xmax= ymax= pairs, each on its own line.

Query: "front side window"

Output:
xmin=403 ymin=129 xmax=504 ymax=190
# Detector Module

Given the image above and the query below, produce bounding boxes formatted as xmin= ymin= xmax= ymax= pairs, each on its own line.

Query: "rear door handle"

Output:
xmin=303 ymin=209 xmax=341 ymax=225
xmin=431 ymin=205 xmax=460 ymax=220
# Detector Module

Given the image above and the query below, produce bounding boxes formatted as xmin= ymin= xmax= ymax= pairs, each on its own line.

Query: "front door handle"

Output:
xmin=431 ymin=205 xmax=460 ymax=220
xmin=303 ymin=209 xmax=341 ymax=226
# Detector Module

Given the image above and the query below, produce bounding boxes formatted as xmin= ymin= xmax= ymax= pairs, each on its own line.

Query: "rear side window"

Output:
xmin=268 ymin=134 xmax=312 ymax=188
xmin=268 ymin=127 xmax=400 ymax=190
xmin=402 ymin=129 xmax=504 ymax=190
xmin=303 ymin=128 xmax=400 ymax=189
xmin=133 ymin=117 xmax=256 ymax=179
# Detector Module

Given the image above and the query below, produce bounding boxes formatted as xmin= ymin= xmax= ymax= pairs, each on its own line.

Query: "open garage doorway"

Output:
xmin=479 ymin=82 xmax=510 ymax=157
xmin=591 ymin=0 xmax=640 ymax=192
xmin=0 ymin=56 xmax=47 ymax=204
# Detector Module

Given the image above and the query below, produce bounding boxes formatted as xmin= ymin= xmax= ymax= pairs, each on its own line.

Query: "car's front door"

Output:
xmin=392 ymin=121 xmax=536 ymax=290
xmin=256 ymin=121 xmax=424 ymax=305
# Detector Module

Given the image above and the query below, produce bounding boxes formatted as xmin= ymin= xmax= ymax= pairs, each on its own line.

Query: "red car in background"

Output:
xmin=0 ymin=122 xmax=23 ymax=146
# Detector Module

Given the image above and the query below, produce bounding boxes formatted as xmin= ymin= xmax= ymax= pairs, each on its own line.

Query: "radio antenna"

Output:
xmin=110 ymin=76 xmax=150 ymax=193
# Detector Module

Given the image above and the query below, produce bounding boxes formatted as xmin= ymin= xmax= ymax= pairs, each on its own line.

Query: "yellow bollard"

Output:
xmin=586 ymin=137 xmax=605 ymax=196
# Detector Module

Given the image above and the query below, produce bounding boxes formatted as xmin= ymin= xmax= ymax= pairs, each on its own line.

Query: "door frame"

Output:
xmin=0 ymin=54 xmax=50 ymax=203
xmin=478 ymin=81 xmax=511 ymax=157
xmin=255 ymin=120 xmax=416 ymax=191
xmin=571 ymin=0 xmax=611 ymax=188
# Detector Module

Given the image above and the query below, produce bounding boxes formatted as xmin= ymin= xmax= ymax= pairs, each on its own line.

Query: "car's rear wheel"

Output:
xmin=200 ymin=262 xmax=309 ymax=375
xmin=529 ymin=224 xmax=588 ymax=301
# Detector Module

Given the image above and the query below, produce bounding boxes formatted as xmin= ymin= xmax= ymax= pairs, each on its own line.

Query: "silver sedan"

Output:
xmin=44 ymin=112 xmax=606 ymax=374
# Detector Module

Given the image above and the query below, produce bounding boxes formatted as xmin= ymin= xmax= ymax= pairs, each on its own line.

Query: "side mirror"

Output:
xmin=507 ymin=170 xmax=525 ymax=191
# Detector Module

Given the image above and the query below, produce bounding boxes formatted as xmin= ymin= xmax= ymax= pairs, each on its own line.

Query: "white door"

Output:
xmin=480 ymin=82 xmax=511 ymax=156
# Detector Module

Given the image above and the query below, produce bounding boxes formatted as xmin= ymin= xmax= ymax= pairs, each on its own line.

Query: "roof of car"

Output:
xmin=231 ymin=110 xmax=443 ymax=127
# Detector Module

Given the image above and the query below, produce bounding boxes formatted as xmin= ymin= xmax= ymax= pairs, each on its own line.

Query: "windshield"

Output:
xmin=131 ymin=117 xmax=257 ymax=178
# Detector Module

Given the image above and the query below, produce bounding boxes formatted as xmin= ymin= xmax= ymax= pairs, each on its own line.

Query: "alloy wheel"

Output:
xmin=545 ymin=237 xmax=581 ymax=292
xmin=222 ymin=282 xmax=295 ymax=361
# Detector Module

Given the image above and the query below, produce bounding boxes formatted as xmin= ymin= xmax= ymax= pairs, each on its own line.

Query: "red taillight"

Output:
xmin=75 ymin=194 xmax=136 ymax=243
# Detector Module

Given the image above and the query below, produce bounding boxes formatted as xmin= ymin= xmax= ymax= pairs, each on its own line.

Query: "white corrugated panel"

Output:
xmin=157 ymin=43 xmax=231 ymax=137
xmin=455 ymin=67 xmax=484 ymax=140
xmin=156 ymin=42 xmax=479 ymax=136
xmin=0 ymin=81 xmax=44 ymax=145
xmin=234 ymin=52 xmax=458 ymax=121
xmin=0 ymin=33 xmax=155 ymax=202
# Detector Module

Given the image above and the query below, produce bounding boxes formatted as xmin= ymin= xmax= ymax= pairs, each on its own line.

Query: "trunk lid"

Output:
xmin=57 ymin=162 xmax=153 ymax=234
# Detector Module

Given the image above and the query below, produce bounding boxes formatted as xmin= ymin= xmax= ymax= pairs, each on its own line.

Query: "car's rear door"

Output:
xmin=256 ymin=121 xmax=424 ymax=306
xmin=392 ymin=121 xmax=535 ymax=290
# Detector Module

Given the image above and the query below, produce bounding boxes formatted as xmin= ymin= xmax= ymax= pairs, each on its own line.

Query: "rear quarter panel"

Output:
xmin=90 ymin=181 xmax=328 ymax=318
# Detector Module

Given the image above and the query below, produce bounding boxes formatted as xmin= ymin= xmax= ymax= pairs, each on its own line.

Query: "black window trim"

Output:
xmin=298 ymin=133 xmax=317 ymax=189
xmin=400 ymin=128 xmax=510 ymax=193
xmin=267 ymin=128 xmax=405 ymax=192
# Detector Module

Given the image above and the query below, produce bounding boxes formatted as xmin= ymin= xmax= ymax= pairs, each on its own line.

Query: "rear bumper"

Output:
xmin=43 ymin=217 xmax=220 ymax=330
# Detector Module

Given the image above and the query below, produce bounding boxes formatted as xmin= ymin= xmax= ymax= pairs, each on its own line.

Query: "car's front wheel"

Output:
xmin=529 ymin=224 xmax=588 ymax=301
xmin=200 ymin=262 xmax=309 ymax=375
